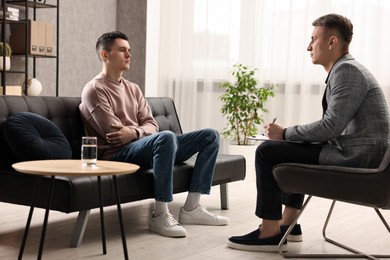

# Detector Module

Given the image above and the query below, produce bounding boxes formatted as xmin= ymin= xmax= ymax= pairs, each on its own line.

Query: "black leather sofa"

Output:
xmin=0 ymin=96 xmax=246 ymax=246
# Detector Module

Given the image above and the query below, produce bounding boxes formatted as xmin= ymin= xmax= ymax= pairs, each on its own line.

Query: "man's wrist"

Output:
xmin=134 ymin=128 xmax=140 ymax=138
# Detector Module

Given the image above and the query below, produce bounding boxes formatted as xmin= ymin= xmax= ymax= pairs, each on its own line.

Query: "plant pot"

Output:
xmin=0 ymin=56 xmax=11 ymax=71
xmin=223 ymin=142 xmax=258 ymax=175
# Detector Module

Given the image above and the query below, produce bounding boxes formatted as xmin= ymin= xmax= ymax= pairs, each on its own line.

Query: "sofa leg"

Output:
xmin=220 ymin=183 xmax=229 ymax=210
xmin=69 ymin=210 xmax=91 ymax=248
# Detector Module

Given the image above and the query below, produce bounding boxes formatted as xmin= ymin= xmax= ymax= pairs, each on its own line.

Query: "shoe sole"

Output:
xmin=149 ymin=225 xmax=187 ymax=238
xmin=281 ymin=224 xmax=303 ymax=242
xmin=179 ymin=219 xmax=229 ymax=226
xmin=287 ymin=234 xmax=303 ymax=242
xmin=227 ymin=241 xmax=288 ymax=252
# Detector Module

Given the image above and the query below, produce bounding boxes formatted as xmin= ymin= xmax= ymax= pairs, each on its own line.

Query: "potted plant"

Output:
xmin=219 ymin=63 xmax=275 ymax=145
xmin=0 ymin=42 xmax=12 ymax=71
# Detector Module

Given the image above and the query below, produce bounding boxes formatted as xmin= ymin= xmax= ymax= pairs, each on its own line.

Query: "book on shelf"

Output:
xmin=6 ymin=7 xmax=20 ymax=14
xmin=0 ymin=9 xmax=19 ymax=21
xmin=0 ymin=15 xmax=19 ymax=21
xmin=0 ymin=86 xmax=22 ymax=96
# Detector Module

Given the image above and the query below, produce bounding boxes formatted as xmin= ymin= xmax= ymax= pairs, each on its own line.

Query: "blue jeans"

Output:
xmin=112 ymin=128 xmax=220 ymax=202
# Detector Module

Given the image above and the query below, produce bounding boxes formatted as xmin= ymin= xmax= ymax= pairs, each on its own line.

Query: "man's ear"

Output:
xmin=329 ymin=35 xmax=338 ymax=50
xmin=100 ymin=50 xmax=109 ymax=61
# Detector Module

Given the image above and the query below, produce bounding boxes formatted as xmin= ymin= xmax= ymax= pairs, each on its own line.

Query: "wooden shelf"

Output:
xmin=11 ymin=53 xmax=57 ymax=58
xmin=0 ymin=19 xmax=25 ymax=24
xmin=0 ymin=70 xmax=26 ymax=74
xmin=6 ymin=0 xmax=57 ymax=8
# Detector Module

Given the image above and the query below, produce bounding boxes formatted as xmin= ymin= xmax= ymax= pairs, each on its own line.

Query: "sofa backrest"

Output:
xmin=146 ymin=97 xmax=183 ymax=134
xmin=0 ymin=96 xmax=182 ymax=168
xmin=0 ymin=96 xmax=84 ymax=167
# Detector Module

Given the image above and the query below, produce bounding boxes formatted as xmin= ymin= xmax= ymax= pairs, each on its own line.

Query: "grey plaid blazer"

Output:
xmin=285 ymin=54 xmax=390 ymax=168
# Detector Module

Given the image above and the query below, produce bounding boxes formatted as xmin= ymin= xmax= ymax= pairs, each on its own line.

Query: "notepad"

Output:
xmin=246 ymin=135 xmax=270 ymax=141
xmin=247 ymin=135 xmax=324 ymax=145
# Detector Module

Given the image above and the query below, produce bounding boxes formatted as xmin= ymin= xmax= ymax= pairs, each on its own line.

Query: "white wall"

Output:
xmin=145 ymin=0 xmax=160 ymax=97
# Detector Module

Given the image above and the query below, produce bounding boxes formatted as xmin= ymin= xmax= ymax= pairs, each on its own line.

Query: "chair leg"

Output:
xmin=279 ymin=198 xmax=390 ymax=259
xmin=374 ymin=208 xmax=390 ymax=234
xmin=220 ymin=183 xmax=229 ymax=210
xmin=69 ymin=210 xmax=91 ymax=248
xmin=322 ymin=201 xmax=390 ymax=259
xmin=278 ymin=195 xmax=312 ymax=257
xmin=322 ymin=201 xmax=375 ymax=258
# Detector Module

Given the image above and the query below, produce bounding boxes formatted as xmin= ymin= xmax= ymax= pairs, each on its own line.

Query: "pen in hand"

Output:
xmin=259 ymin=117 xmax=278 ymax=137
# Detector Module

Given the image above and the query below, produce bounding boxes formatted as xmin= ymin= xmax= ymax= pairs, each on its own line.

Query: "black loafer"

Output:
xmin=227 ymin=229 xmax=287 ymax=252
xmin=281 ymin=224 xmax=303 ymax=242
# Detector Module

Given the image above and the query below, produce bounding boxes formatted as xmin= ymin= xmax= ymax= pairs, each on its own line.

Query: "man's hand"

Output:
xmin=264 ymin=123 xmax=284 ymax=140
xmin=106 ymin=124 xmax=139 ymax=147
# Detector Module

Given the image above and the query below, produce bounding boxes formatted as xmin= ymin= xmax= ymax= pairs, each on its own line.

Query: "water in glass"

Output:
xmin=82 ymin=144 xmax=97 ymax=166
xmin=81 ymin=136 xmax=97 ymax=166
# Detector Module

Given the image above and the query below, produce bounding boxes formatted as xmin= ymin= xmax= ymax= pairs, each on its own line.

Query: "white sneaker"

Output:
xmin=179 ymin=206 xmax=229 ymax=226
xmin=149 ymin=212 xmax=187 ymax=237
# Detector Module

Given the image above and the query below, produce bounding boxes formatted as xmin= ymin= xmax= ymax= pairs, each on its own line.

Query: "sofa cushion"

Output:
xmin=3 ymin=112 xmax=72 ymax=161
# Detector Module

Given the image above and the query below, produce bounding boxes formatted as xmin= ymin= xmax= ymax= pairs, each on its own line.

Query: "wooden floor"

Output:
xmin=1 ymin=167 xmax=390 ymax=260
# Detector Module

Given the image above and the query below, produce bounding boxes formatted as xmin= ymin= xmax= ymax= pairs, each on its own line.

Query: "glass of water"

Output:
xmin=81 ymin=136 xmax=97 ymax=167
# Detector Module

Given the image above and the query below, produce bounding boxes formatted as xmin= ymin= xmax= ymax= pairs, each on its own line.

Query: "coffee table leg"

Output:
xmin=37 ymin=175 xmax=56 ymax=260
xmin=113 ymin=175 xmax=129 ymax=260
xmin=97 ymin=176 xmax=107 ymax=255
xmin=18 ymin=176 xmax=42 ymax=260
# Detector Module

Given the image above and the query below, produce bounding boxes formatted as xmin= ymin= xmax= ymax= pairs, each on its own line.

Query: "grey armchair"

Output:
xmin=273 ymin=147 xmax=390 ymax=259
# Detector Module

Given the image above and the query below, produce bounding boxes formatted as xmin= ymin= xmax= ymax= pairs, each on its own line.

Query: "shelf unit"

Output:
xmin=1 ymin=0 xmax=59 ymax=96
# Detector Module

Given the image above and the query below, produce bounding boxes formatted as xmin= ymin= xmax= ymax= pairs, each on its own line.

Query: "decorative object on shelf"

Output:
xmin=0 ymin=42 xmax=12 ymax=71
xmin=219 ymin=63 xmax=275 ymax=145
xmin=22 ymin=78 xmax=43 ymax=96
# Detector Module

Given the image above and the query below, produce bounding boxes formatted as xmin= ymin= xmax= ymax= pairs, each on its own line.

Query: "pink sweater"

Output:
xmin=79 ymin=73 xmax=159 ymax=160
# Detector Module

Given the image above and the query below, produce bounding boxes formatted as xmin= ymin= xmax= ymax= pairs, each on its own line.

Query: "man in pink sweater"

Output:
xmin=79 ymin=31 xmax=229 ymax=238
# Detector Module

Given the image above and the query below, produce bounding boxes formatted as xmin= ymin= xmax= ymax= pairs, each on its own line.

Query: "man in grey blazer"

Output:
xmin=228 ymin=13 xmax=390 ymax=252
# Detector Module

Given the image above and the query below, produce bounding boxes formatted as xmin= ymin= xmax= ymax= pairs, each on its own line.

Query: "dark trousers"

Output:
xmin=255 ymin=141 xmax=324 ymax=220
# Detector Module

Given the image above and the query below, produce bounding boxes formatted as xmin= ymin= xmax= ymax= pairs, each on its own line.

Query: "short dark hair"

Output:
xmin=312 ymin=14 xmax=353 ymax=44
xmin=96 ymin=31 xmax=129 ymax=60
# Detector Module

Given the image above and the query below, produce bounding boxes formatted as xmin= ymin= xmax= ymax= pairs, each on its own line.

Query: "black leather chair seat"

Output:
xmin=272 ymin=147 xmax=390 ymax=258
xmin=273 ymin=160 xmax=390 ymax=209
